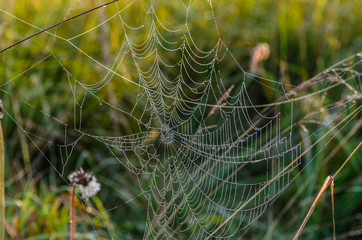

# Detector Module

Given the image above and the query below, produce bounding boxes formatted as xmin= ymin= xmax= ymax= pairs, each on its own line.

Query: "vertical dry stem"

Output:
xmin=70 ymin=182 xmax=76 ymax=240
xmin=0 ymin=99 xmax=5 ymax=240
xmin=331 ymin=180 xmax=336 ymax=240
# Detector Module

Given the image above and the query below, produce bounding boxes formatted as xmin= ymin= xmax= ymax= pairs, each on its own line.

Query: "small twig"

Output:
xmin=70 ymin=182 xmax=76 ymax=240
xmin=0 ymin=0 xmax=119 ymax=54
xmin=293 ymin=141 xmax=362 ymax=240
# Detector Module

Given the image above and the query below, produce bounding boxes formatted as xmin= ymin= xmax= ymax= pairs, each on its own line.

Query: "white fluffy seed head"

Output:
xmin=68 ymin=168 xmax=101 ymax=199
xmin=78 ymin=177 xmax=101 ymax=199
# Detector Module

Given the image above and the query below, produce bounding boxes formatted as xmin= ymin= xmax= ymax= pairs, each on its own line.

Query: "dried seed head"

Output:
xmin=68 ymin=168 xmax=101 ymax=199
xmin=250 ymin=42 xmax=270 ymax=71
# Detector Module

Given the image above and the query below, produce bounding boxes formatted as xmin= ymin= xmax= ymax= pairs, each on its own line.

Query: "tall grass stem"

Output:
xmin=0 ymin=99 xmax=5 ymax=240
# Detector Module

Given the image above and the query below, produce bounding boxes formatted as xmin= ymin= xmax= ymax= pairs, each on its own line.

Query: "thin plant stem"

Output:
xmin=0 ymin=0 xmax=119 ymax=54
xmin=293 ymin=176 xmax=332 ymax=240
xmin=331 ymin=180 xmax=336 ymax=240
xmin=332 ymin=141 xmax=362 ymax=180
xmin=70 ymin=182 xmax=76 ymax=240
xmin=293 ymin=141 xmax=362 ymax=240
xmin=0 ymin=100 xmax=5 ymax=240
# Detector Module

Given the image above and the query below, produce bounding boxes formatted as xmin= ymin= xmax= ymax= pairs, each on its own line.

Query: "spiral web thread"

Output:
xmin=0 ymin=0 xmax=361 ymax=239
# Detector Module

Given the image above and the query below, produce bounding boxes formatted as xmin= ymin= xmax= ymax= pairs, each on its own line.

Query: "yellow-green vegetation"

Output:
xmin=5 ymin=179 xmax=114 ymax=239
xmin=0 ymin=0 xmax=361 ymax=239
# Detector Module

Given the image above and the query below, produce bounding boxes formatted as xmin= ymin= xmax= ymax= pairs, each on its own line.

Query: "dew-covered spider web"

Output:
xmin=0 ymin=0 xmax=361 ymax=239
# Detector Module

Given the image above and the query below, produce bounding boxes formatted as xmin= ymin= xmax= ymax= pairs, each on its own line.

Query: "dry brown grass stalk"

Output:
xmin=293 ymin=141 xmax=361 ymax=240
xmin=331 ymin=180 xmax=336 ymax=240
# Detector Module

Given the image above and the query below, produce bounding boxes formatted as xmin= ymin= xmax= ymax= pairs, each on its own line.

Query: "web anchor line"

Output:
xmin=0 ymin=0 xmax=119 ymax=54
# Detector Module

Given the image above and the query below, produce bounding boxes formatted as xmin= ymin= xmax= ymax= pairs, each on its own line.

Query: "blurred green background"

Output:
xmin=0 ymin=0 xmax=361 ymax=239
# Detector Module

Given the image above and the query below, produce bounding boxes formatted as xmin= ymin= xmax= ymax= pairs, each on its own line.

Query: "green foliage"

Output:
xmin=0 ymin=0 xmax=361 ymax=239
xmin=5 ymin=179 xmax=117 ymax=239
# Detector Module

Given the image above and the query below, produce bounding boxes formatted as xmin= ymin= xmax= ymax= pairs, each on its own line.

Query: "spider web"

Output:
xmin=0 ymin=0 xmax=361 ymax=239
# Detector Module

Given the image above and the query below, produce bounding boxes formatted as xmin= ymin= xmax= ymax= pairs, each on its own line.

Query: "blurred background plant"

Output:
xmin=0 ymin=0 xmax=361 ymax=239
